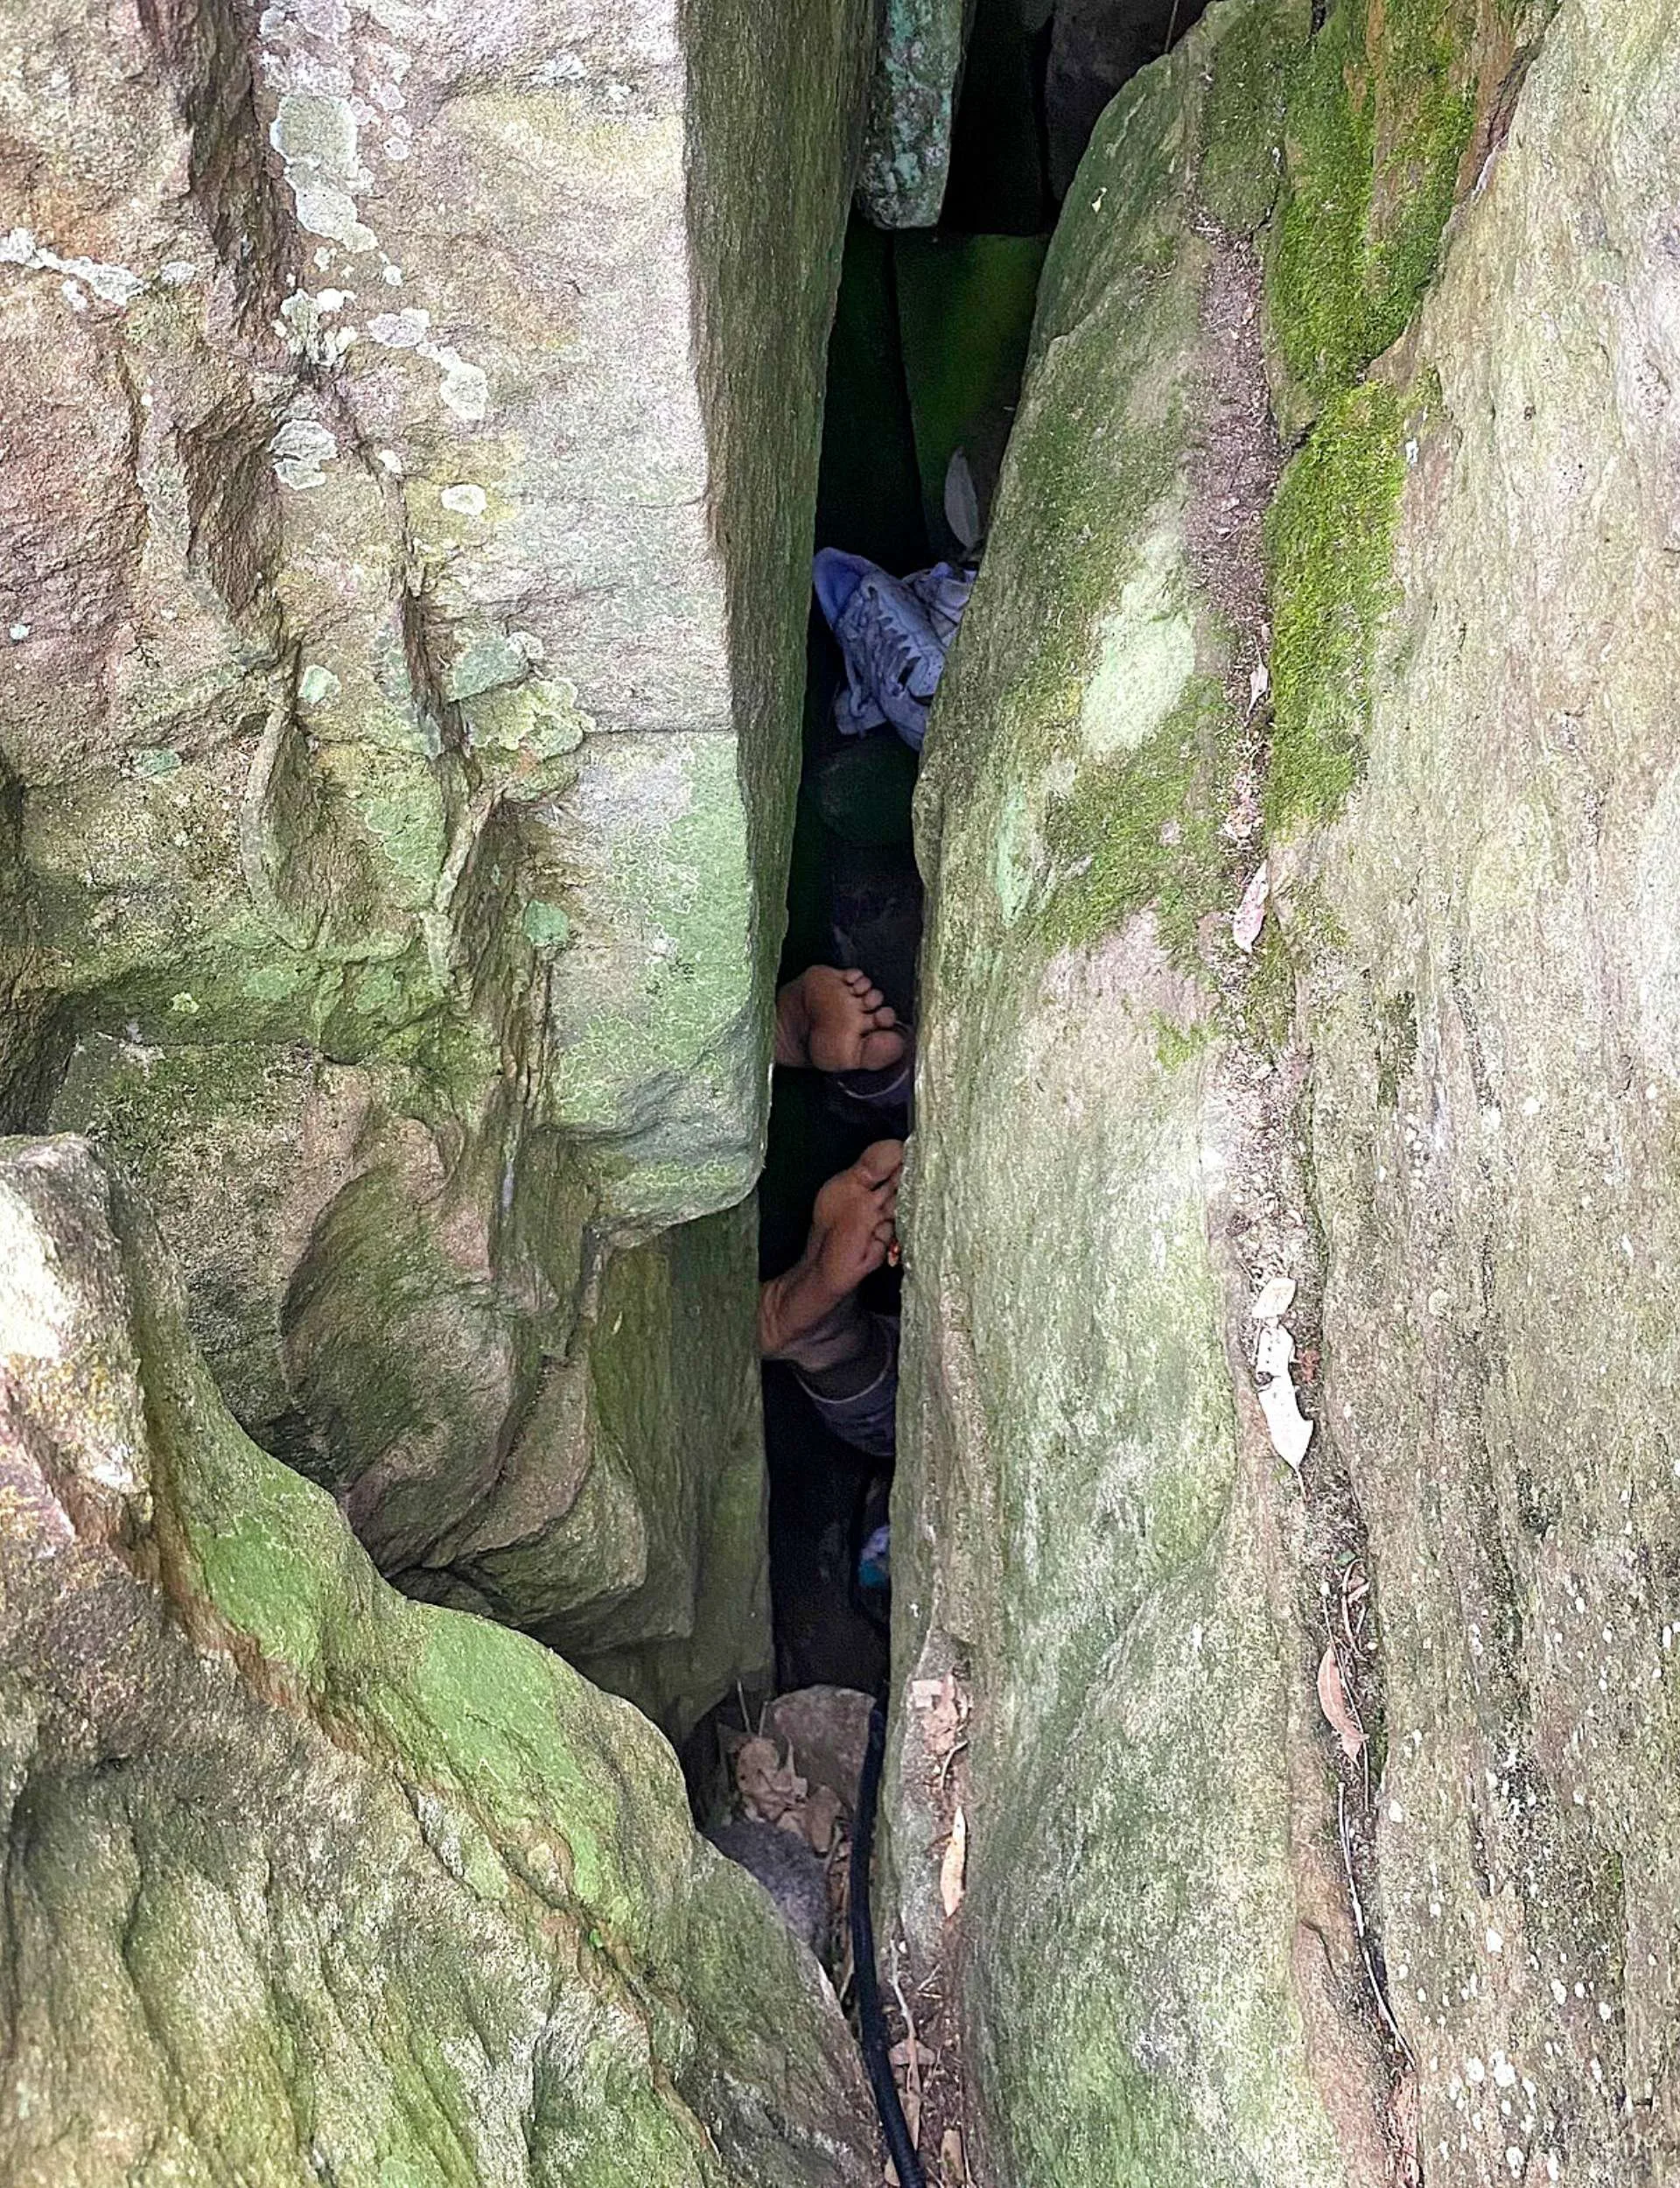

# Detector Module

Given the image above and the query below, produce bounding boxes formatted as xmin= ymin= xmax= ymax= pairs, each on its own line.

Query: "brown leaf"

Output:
xmin=888 ymin=2037 xmax=935 ymax=2072
xmin=1316 ymin=1645 xmax=1365 ymax=1764
xmin=940 ymin=2128 xmax=967 ymax=2183
xmin=1232 ymin=859 xmax=1269 ymax=954
xmin=735 ymin=1736 xmax=806 ymax=1823
xmin=940 ymin=1804 xmax=968 ymax=1917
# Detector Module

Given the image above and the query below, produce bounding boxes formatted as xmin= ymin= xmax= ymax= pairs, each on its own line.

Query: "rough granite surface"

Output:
xmin=894 ymin=14 xmax=1363 ymax=2184
xmin=1294 ymin=2 xmax=1680 ymax=2178
xmin=893 ymin=0 xmax=1676 ymax=2181
xmin=0 ymin=1133 xmax=878 ymax=2187
xmin=0 ymin=0 xmax=872 ymax=1721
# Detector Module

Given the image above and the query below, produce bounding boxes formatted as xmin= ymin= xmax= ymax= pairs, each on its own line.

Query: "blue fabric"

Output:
xmin=857 ymin=1523 xmax=892 ymax=1595
xmin=813 ymin=549 xmax=974 ymax=754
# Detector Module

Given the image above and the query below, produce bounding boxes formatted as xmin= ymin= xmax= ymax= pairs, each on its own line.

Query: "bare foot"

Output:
xmin=758 ymin=1140 xmax=903 ymax=1357
xmin=774 ymin=966 xmax=906 ymax=1074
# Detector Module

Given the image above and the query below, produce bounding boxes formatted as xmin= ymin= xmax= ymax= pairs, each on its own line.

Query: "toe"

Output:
xmin=858 ymin=1026 xmax=908 ymax=1070
xmin=856 ymin=1139 xmax=904 ymax=1188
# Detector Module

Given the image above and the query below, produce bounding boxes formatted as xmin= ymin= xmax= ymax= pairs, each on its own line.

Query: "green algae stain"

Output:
xmin=131 ymin=747 xmax=184 ymax=781
xmin=1038 ymin=676 xmax=1233 ymax=966
xmin=522 ymin=899 xmax=572 ymax=950
xmin=1264 ymin=380 xmax=1404 ymax=835
xmin=168 ymin=1394 xmax=625 ymax=1930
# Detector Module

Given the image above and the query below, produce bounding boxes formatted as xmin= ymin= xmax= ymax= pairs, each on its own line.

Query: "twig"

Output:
xmin=1338 ymin=1785 xmax=1417 ymax=2066
xmin=889 ymin=1942 xmax=924 ymax=2147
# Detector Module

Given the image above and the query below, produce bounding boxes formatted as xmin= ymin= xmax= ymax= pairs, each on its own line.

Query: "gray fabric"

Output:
xmin=796 ymin=1314 xmax=900 ymax=1460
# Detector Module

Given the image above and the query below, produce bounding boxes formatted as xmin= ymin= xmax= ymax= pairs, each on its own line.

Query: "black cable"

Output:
xmin=850 ymin=1695 xmax=926 ymax=2188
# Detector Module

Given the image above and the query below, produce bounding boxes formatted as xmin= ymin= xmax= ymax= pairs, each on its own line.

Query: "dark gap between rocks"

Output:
xmin=755 ymin=0 xmax=1212 ymax=1750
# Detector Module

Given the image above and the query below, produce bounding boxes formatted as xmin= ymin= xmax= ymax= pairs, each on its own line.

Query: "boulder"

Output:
xmin=896 ymin=11 xmax=1362 ymax=2177
xmin=0 ymin=0 xmax=873 ymax=1716
xmin=894 ymin=0 xmax=1680 ymax=2178
xmin=1293 ymin=0 xmax=1680 ymax=2176
xmin=0 ymin=1133 xmax=877 ymax=2185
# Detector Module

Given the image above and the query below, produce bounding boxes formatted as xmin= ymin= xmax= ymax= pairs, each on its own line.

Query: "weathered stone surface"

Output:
xmin=0 ymin=1133 xmax=876 ymax=2186
xmin=0 ymin=0 xmax=872 ymax=1703
xmin=855 ymin=0 xmax=969 ymax=228
xmin=1291 ymin=0 xmax=1680 ymax=2176
xmin=897 ymin=0 xmax=1677 ymax=2181
xmin=893 ymin=14 xmax=1367 ymax=2181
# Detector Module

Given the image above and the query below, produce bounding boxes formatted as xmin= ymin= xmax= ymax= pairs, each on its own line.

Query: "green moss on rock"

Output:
xmin=1264 ymin=379 xmax=1404 ymax=835
xmin=1199 ymin=0 xmax=1312 ymax=237
xmin=1040 ymin=676 xmax=1234 ymax=966
xmin=0 ymin=1133 xmax=876 ymax=2187
xmin=1266 ymin=0 xmax=1479 ymax=421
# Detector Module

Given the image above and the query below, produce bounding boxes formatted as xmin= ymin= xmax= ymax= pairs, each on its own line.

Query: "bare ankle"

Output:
xmin=774 ymin=975 xmax=812 ymax=1069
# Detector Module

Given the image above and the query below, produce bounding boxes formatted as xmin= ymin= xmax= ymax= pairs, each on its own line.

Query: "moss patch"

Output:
xmin=1263 ymin=379 xmax=1404 ymax=835
xmin=1199 ymin=0 xmax=1312 ymax=238
xmin=1266 ymin=0 xmax=1478 ymax=421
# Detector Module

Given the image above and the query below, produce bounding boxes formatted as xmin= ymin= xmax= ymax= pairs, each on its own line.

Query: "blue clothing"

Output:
xmin=813 ymin=549 xmax=974 ymax=753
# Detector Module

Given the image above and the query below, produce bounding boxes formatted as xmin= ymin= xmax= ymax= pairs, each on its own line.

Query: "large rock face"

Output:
xmin=0 ymin=1133 xmax=878 ymax=2185
xmin=0 ymin=0 xmax=872 ymax=1722
xmin=896 ymin=0 xmax=1680 ymax=2180
xmin=1298 ymin=2 xmax=1680 ymax=2177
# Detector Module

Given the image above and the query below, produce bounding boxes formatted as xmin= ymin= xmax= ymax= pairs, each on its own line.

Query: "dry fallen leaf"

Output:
xmin=1250 ymin=1274 xmax=1296 ymax=1322
xmin=910 ymin=1672 xmax=961 ymax=1757
xmin=940 ymin=1805 xmax=968 ymax=1918
xmin=1232 ymin=859 xmax=1270 ymax=954
xmin=734 ymin=1736 xmax=806 ymax=1824
xmin=888 ymin=2037 xmax=935 ymax=2071
xmin=1255 ymin=1322 xmax=1294 ymax=1380
xmin=1316 ymin=1644 xmax=1366 ymax=1763
xmin=1247 ymin=657 xmax=1270 ymax=716
xmin=1257 ymin=1371 xmax=1313 ymax=1469
xmin=941 ymin=2128 xmax=967 ymax=2183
